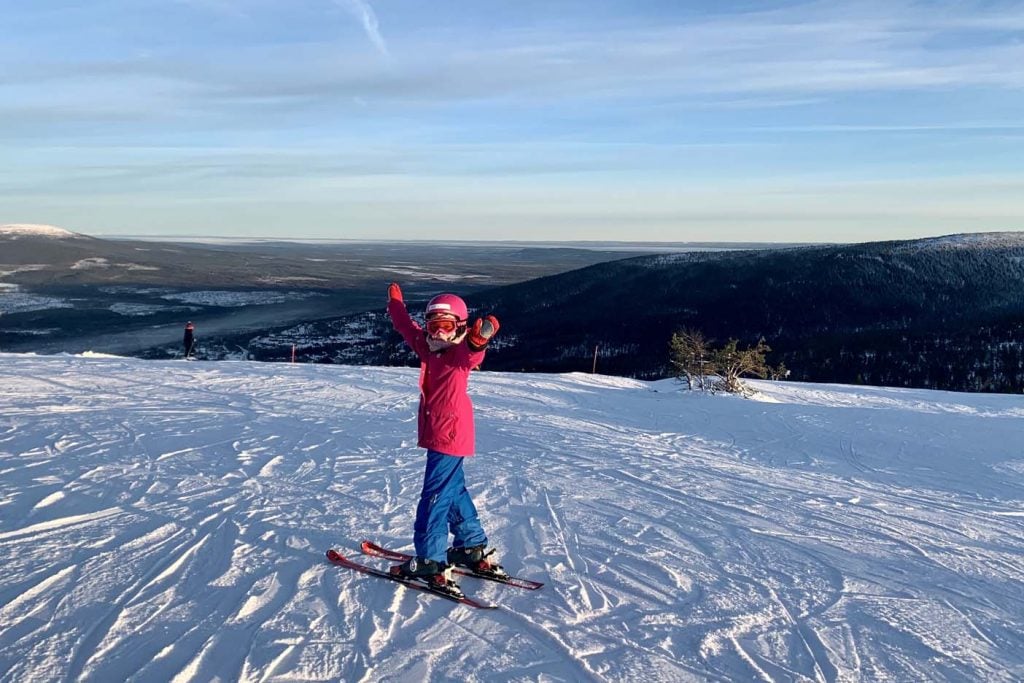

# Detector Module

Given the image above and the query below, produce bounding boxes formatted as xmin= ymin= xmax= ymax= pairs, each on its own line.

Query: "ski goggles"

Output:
xmin=426 ymin=317 xmax=460 ymax=335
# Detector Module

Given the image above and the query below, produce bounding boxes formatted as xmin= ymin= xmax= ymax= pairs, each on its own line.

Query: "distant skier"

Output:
xmin=385 ymin=282 xmax=501 ymax=595
xmin=183 ymin=322 xmax=195 ymax=359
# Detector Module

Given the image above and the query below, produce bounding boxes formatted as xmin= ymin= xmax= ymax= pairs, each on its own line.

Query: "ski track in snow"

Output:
xmin=0 ymin=354 xmax=1023 ymax=681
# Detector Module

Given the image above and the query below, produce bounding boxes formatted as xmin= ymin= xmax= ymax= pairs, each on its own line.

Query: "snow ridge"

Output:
xmin=0 ymin=224 xmax=79 ymax=239
xmin=902 ymin=231 xmax=1024 ymax=250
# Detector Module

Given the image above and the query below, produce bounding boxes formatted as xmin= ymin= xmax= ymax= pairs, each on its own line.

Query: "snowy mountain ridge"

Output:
xmin=0 ymin=223 xmax=80 ymax=239
xmin=899 ymin=231 xmax=1024 ymax=251
xmin=0 ymin=353 xmax=1022 ymax=682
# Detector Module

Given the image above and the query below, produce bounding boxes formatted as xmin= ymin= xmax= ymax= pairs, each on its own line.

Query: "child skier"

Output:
xmin=386 ymin=282 xmax=502 ymax=594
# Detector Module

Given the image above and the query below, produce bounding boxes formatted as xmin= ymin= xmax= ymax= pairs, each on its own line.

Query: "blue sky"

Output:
xmin=2 ymin=0 xmax=1024 ymax=242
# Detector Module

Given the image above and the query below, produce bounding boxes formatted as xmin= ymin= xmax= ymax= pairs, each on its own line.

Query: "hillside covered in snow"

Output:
xmin=0 ymin=224 xmax=80 ymax=239
xmin=1 ymin=354 xmax=1022 ymax=681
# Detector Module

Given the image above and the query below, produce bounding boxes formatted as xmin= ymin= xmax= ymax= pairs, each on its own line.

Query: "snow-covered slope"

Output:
xmin=0 ymin=223 xmax=79 ymax=239
xmin=0 ymin=354 xmax=1022 ymax=682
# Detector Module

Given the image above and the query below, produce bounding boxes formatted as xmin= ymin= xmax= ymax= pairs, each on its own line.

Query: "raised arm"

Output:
xmin=387 ymin=283 xmax=429 ymax=359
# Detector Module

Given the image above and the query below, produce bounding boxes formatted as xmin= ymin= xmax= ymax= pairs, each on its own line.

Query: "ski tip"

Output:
xmin=326 ymin=548 xmax=343 ymax=562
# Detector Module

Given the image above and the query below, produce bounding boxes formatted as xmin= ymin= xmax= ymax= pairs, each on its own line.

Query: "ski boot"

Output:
xmin=447 ymin=545 xmax=509 ymax=579
xmin=390 ymin=557 xmax=464 ymax=598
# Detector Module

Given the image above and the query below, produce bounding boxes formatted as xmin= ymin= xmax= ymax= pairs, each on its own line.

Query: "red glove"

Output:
xmin=468 ymin=315 xmax=499 ymax=349
xmin=388 ymin=282 xmax=403 ymax=303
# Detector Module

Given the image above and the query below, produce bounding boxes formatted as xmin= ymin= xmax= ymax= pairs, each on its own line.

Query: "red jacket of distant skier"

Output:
xmin=388 ymin=299 xmax=486 ymax=457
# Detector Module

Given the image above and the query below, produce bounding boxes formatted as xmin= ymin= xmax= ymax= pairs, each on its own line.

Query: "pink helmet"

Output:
xmin=425 ymin=293 xmax=468 ymax=321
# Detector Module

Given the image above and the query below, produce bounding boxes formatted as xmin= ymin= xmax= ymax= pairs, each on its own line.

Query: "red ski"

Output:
xmin=360 ymin=540 xmax=545 ymax=590
xmin=326 ymin=549 xmax=497 ymax=609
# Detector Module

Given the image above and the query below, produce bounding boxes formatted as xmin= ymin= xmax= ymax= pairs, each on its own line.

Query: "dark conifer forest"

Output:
xmin=462 ymin=234 xmax=1024 ymax=393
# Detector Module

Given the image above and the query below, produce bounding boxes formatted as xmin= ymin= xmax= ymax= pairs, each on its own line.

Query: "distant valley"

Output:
xmin=0 ymin=224 xmax=688 ymax=356
xmin=4 ymin=225 xmax=1023 ymax=393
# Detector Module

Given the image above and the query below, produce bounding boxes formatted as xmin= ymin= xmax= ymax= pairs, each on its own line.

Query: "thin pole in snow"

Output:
xmin=592 ymin=345 xmax=599 ymax=374
xmin=291 ymin=344 xmax=296 ymax=363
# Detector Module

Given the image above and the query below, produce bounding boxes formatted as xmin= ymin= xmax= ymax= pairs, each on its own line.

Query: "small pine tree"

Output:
xmin=769 ymin=361 xmax=790 ymax=381
xmin=711 ymin=338 xmax=772 ymax=394
xmin=669 ymin=329 xmax=711 ymax=391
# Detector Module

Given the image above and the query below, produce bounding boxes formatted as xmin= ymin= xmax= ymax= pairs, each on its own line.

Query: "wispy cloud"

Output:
xmin=334 ymin=0 xmax=389 ymax=60
xmin=5 ymin=2 xmax=1024 ymax=115
xmin=3 ymin=1 xmax=1024 ymax=240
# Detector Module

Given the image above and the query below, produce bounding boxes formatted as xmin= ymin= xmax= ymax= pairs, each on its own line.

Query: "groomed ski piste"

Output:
xmin=1 ymin=353 xmax=1022 ymax=682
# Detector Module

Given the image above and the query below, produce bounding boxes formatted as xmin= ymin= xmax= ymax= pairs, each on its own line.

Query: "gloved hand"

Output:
xmin=388 ymin=282 xmax=403 ymax=303
xmin=468 ymin=315 xmax=500 ymax=348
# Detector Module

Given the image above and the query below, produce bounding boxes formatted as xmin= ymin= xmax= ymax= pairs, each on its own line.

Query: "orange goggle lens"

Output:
xmin=427 ymin=318 xmax=458 ymax=334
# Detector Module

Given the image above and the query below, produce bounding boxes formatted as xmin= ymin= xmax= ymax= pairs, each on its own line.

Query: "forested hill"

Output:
xmin=468 ymin=232 xmax=1024 ymax=392
xmin=160 ymin=232 xmax=1024 ymax=393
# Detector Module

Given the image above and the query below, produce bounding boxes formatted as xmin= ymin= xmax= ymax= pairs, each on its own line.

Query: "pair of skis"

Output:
xmin=326 ymin=540 xmax=544 ymax=609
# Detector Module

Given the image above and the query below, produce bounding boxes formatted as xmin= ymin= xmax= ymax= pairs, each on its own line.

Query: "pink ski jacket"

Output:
xmin=388 ymin=299 xmax=486 ymax=456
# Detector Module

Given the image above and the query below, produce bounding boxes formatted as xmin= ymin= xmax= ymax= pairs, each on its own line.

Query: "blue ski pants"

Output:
xmin=414 ymin=449 xmax=487 ymax=564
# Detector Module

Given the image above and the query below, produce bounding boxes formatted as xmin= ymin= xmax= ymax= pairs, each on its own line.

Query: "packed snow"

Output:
xmin=0 ymin=353 xmax=1022 ymax=682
